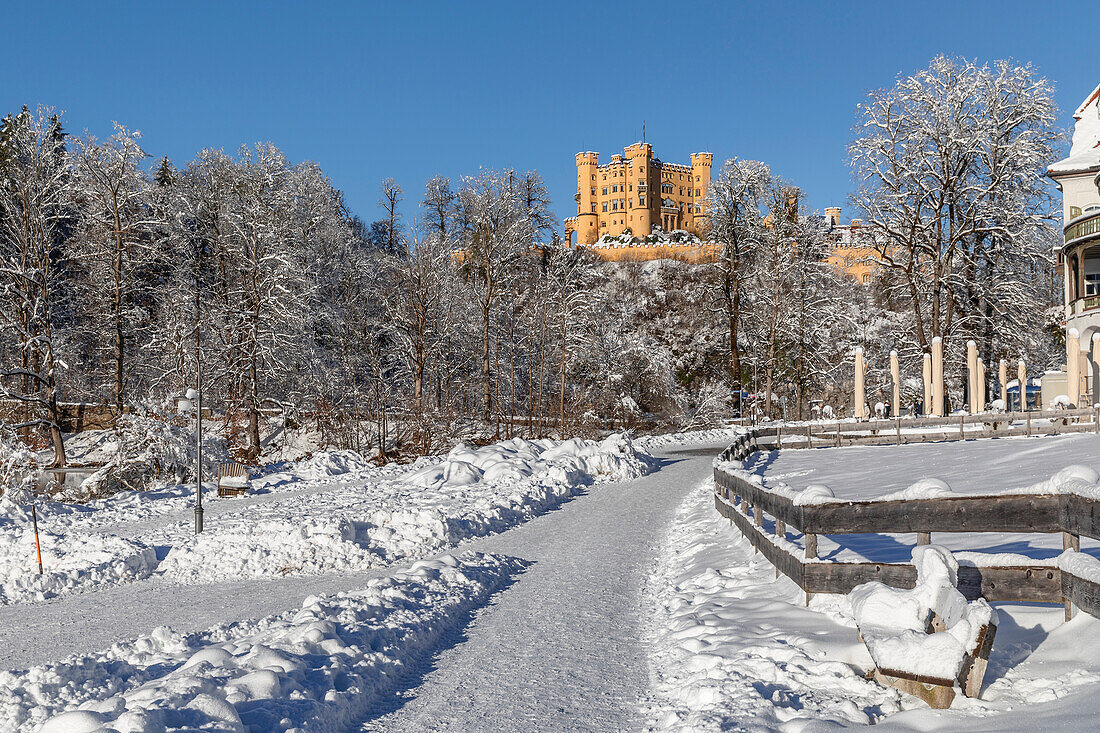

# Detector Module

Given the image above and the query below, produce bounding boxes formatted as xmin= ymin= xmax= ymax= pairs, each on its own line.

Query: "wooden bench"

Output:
xmin=217 ymin=463 xmax=250 ymax=497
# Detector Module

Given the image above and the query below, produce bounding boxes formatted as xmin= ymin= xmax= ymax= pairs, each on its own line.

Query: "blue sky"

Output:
xmin=3 ymin=1 xmax=1097 ymax=231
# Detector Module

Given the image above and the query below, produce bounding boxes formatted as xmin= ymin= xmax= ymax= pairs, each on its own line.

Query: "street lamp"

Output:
xmin=176 ymin=387 xmax=203 ymax=533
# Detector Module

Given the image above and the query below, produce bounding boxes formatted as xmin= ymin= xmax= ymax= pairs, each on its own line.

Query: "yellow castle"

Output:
xmin=564 ymin=143 xmax=712 ymax=246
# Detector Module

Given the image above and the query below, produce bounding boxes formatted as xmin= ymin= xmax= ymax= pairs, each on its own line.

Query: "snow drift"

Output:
xmin=0 ymin=552 xmax=525 ymax=733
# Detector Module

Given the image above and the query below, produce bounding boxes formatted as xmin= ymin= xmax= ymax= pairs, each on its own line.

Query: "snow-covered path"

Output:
xmin=359 ymin=445 xmax=719 ymax=732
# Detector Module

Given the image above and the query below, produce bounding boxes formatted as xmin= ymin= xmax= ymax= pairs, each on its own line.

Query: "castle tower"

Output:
xmin=690 ymin=152 xmax=713 ymax=232
xmin=573 ymin=152 xmax=599 ymax=245
xmin=625 ymin=142 xmax=653 ymax=237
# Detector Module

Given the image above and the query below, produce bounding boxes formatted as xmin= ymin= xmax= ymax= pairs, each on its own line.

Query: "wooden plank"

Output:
xmin=956 ymin=565 xmax=1062 ymax=603
xmin=714 ymin=469 xmax=804 ymax=529
xmin=715 ymin=495 xmax=804 ymax=586
xmin=802 ymin=494 xmax=1064 ymax=535
xmin=1062 ymin=570 xmax=1100 ymax=619
xmin=801 ymin=561 xmax=1061 ymax=602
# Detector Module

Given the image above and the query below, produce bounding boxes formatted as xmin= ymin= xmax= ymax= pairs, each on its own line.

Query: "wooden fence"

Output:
xmin=756 ymin=407 xmax=1100 ymax=450
xmin=713 ymin=424 xmax=1100 ymax=620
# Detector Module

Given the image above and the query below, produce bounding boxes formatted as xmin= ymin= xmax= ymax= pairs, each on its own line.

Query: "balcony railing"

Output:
xmin=1065 ymin=210 xmax=1100 ymax=246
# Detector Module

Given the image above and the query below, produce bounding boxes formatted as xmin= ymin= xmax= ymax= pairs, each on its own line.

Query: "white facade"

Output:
xmin=1049 ymin=83 xmax=1100 ymax=405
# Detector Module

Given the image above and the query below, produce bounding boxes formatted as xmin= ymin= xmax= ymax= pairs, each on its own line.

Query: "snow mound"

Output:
xmin=850 ymin=545 xmax=996 ymax=681
xmin=1 ymin=552 xmax=526 ymax=732
xmin=0 ymin=527 xmax=156 ymax=606
xmin=634 ymin=427 xmax=744 ymax=451
xmin=873 ymin=477 xmax=954 ymax=502
xmin=402 ymin=432 xmax=654 ymax=489
xmin=287 ymin=449 xmax=374 ymax=480
xmin=794 ymin=483 xmax=835 ymax=505
xmin=158 ymin=518 xmax=377 ymax=582
xmin=1058 ymin=549 xmax=1100 ymax=585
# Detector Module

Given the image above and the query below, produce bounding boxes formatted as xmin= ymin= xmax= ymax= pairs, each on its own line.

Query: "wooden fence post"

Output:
xmin=806 ymin=424 xmax=812 ymax=448
xmin=835 ymin=423 xmax=841 ymax=448
xmin=805 ymin=533 xmax=818 ymax=559
xmin=776 ymin=426 xmax=782 ymax=450
xmin=896 ymin=417 xmax=901 ymax=445
xmin=959 ymin=414 xmax=965 ymax=439
xmin=917 ymin=532 xmax=931 ymax=545
xmin=775 ymin=519 xmax=786 ymax=539
xmin=1065 ymin=531 xmax=1081 ymax=620
xmin=1027 ymin=410 xmax=1032 ymax=437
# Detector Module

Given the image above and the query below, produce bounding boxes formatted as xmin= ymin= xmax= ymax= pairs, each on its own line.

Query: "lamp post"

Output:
xmin=176 ymin=387 xmax=203 ymax=533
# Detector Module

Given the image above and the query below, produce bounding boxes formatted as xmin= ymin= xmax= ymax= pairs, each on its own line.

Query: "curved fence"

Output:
xmin=714 ymin=424 xmax=1100 ymax=621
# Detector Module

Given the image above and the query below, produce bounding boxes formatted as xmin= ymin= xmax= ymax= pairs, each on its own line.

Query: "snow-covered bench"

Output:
xmin=850 ymin=546 xmax=997 ymax=709
xmin=217 ymin=463 xmax=250 ymax=497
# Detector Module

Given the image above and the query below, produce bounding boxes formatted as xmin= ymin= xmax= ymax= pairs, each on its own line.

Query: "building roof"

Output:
xmin=1049 ymin=83 xmax=1100 ymax=176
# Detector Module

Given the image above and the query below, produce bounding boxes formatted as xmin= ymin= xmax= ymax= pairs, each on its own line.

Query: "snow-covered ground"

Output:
xmin=6 ymin=428 xmax=1100 ymax=730
xmin=0 ymin=434 xmax=652 ymax=606
xmin=645 ymin=477 xmax=1100 ymax=731
xmin=0 ymin=552 xmax=524 ymax=732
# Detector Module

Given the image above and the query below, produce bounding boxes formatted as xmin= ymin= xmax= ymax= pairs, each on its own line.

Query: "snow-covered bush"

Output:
xmin=0 ymin=425 xmax=40 ymax=504
xmin=67 ymin=406 xmax=229 ymax=501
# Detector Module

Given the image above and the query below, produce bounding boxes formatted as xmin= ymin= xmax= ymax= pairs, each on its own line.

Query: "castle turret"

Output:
xmin=689 ymin=152 xmax=713 ymax=231
xmin=573 ymin=151 xmax=599 ymax=245
xmin=625 ymin=142 xmax=653 ymax=236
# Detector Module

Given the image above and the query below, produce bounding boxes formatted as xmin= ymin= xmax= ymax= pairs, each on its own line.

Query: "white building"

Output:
xmin=1048 ymin=83 xmax=1100 ymax=404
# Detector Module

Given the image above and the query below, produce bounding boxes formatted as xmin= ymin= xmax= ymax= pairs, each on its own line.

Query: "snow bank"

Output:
xmin=0 ymin=552 xmax=524 ymax=733
xmin=158 ymin=518 xmax=376 ymax=582
xmin=0 ymin=527 xmax=156 ymax=606
xmin=850 ymin=546 xmax=996 ymax=681
xmin=646 ymin=479 xmax=901 ymax=729
xmin=150 ymin=434 xmax=655 ymax=584
xmin=635 ymin=427 xmax=745 ymax=451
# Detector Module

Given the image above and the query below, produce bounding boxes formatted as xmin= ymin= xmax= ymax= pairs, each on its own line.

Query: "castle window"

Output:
xmin=640 ymin=197 xmax=645 ymax=206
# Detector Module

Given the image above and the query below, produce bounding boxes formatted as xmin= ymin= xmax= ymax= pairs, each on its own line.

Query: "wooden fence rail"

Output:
xmin=713 ymin=428 xmax=1100 ymax=620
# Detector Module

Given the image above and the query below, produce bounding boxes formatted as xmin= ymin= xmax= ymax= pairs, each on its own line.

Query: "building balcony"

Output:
xmin=1065 ymin=208 xmax=1100 ymax=249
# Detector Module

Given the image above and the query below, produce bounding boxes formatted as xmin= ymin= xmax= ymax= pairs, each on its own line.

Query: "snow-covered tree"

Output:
xmin=0 ymin=107 xmax=75 ymax=466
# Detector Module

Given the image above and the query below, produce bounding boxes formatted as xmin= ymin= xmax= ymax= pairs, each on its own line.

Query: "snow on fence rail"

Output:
xmin=712 ymin=428 xmax=1100 ymax=621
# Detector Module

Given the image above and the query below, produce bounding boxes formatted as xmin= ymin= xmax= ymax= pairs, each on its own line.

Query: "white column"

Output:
xmin=1068 ymin=328 xmax=1081 ymax=407
xmin=966 ymin=340 xmax=978 ymax=414
xmin=977 ymin=358 xmax=986 ymax=413
xmin=890 ymin=350 xmax=900 ymax=418
xmin=932 ymin=337 xmax=944 ymax=417
xmin=1093 ymin=334 xmax=1100 ymax=407
xmin=922 ymin=353 xmax=932 ymax=416
xmin=854 ymin=346 xmax=866 ymax=420
xmin=999 ymin=358 xmax=1008 ymax=408
xmin=1017 ymin=359 xmax=1027 ymax=411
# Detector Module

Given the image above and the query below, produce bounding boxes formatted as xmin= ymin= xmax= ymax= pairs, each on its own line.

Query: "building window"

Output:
xmin=602 ymin=203 xmax=607 ymax=212
xmin=591 ymin=203 xmax=596 ymax=212
xmin=591 ymin=188 xmax=596 ymax=196
xmin=695 ymin=175 xmax=699 ymax=182
xmin=640 ymin=197 xmax=645 ymax=206
xmin=696 ymin=188 xmax=701 ymax=196
xmin=602 ymin=187 xmax=607 ymax=196
xmin=1071 ymin=206 xmax=1083 ymax=219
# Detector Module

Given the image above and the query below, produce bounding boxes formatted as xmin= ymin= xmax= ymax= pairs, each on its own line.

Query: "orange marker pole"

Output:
xmin=31 ymin=504 xmax=43 ymax=575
